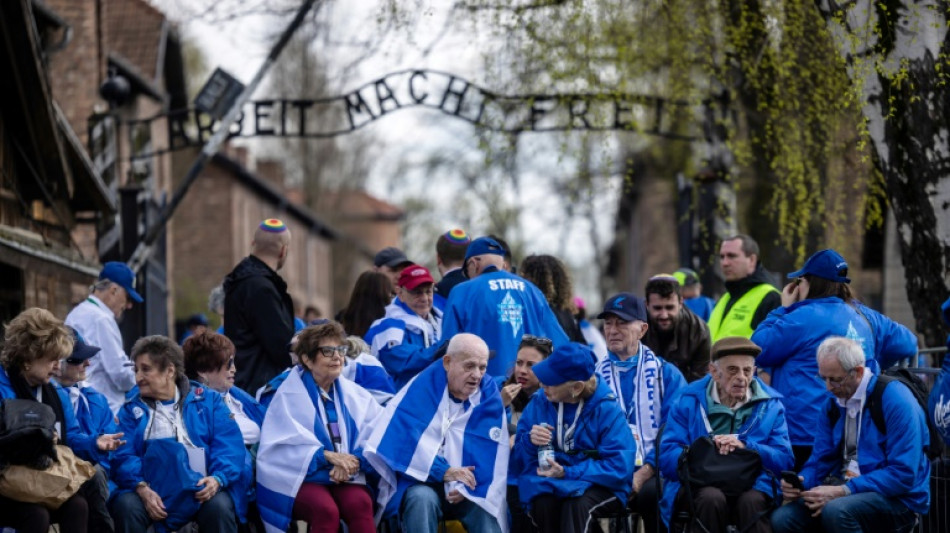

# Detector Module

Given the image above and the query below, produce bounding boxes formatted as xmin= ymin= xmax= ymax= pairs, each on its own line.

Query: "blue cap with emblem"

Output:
xmin=596 ymin=292 xmax=647 ymax=322
xmin=787 ymin=249 xmax=850 ymax=283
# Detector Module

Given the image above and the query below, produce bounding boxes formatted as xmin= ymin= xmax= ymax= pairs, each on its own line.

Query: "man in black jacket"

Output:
xmin=643 ymin=274 xmax=711 ymax=382
xmin=223 ymin=218 xmax=295 ymax=393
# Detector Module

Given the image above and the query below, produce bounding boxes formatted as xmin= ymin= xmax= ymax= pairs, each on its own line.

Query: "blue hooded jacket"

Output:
xmin=803 ymin=373 xmax=930 ymax=513
xmin=752 ymin=297 xmax=917 ymax=446
xmin=513 ymin=377 xmax=636 ymax=506
xmin=441 ymin=266 xmax=569 ymax=379
xmin=113 ymin=383 xmax=251 ymax=522
xmin=0 ymin=366 xmax=102 ymax=465
xmin=658 ymin=375 xmax=792 ymax=526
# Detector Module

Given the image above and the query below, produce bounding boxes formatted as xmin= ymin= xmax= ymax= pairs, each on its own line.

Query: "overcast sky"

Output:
xmin=151 ymin=0 xmax=624 ymax=307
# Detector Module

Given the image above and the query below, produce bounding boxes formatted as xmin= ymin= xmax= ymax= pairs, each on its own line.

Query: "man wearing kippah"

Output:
xmin=441 ymin=236 xmax=569 ymax=381
xmin=659 ymin=337 xmax=792 ymax=533
xmin=434 ymin=229 xmax=471 ymax=304
xmin=223 ymin=219 xmax=295 ymax=393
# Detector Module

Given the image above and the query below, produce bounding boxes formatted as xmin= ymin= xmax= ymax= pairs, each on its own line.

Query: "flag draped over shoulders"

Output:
xmin=363 ymin=360 xmax=509 ymax=531
xmin=256 ymin=367 xmax=381 ymax=533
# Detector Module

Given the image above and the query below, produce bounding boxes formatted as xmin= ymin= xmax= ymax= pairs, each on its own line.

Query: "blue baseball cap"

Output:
xmin=99 ymin=262 xmax=143 ymax=302
xmin=66 ymin=328 xmax=101 ymax=364
xmin=787 ymin=249 xmax=850 ymax=283
xmin=531 ymin=342 xmax=596 ymax=387
xmin=464 ymin=237 xmax=506 ymax=262
xmin=596 ymin=292 xmax=648 ymax=322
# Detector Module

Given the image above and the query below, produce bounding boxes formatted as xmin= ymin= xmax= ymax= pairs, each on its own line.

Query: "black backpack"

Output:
xmin=828 ymin=367 xmax=945 ymax=460
xmin=0 ymin=398 xmax=58 ymax=469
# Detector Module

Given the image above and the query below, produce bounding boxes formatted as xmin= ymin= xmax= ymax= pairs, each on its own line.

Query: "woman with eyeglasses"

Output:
xmin=110 ymin=335 xmax=248 ymax=533
xmin=751 ymin=249 xmax=918 ymax=471
xmin=256 ymin=321 xmax=383 ymax=533
xmin=183 ymin=332 xmax=264 ymax=447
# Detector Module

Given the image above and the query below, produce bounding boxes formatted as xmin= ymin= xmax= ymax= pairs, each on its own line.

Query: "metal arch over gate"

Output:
xmin=101 ymin=69 xmax=728 ymax=162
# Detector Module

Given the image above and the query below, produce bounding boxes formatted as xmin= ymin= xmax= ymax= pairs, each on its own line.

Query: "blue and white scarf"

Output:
xmin=363 ymin=361 xmax=509 ymax=531
xmin=369 ymin=300 xmax=443 ymax=353
xmin=596 ymin=343 xmax=664 ymax=470
xmin=256 ymin=367 xmax=382 ymax=533
xmin=342 ymin=351 xmax=396 ymax=405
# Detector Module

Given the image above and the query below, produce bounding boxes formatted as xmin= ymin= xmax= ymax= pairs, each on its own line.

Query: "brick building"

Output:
xmin=36 ymin=0 xmax=188 ymax=343
xmin=171 ymin=148 xmax=345 ymax=333
xmin=0 ymin=0 xmax=115 ymax=323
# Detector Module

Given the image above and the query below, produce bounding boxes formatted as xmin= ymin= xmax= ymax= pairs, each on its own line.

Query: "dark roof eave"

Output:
xmin=210 ymin=153 xmax=341 ymax=241
xmin=54 ymin=103 xmax=117 ymax=213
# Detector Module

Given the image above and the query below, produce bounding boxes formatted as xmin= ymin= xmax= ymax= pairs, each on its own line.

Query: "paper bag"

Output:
xmin=0 ymin=444 xmax=96 ymax=509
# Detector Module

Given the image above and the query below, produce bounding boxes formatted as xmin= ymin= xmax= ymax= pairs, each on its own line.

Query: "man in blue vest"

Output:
xmin=708 ymin=235 xmax=781 ymax=342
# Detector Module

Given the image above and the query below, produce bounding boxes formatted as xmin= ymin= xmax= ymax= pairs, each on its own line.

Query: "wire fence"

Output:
xmin=901 ymin=346 xmax=947 ymax=532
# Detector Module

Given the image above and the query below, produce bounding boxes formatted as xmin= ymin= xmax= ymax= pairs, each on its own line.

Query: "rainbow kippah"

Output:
xmin=259 ymin=218 xmax=287 ymax=233
xmin=445 ymin=228 xmax=470 ymax=244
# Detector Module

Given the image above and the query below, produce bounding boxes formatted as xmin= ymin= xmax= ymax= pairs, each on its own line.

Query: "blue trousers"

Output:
xmin=400 ymin=483 xmax=501 ymax=533
xmin=110 ymin=490 xmax=237 ymax=533
xmin=771 ymin=492 xmax=916 ymax=533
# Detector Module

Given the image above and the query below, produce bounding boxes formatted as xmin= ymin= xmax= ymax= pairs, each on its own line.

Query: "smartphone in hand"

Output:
xmin=781 ymin=470 xmax=804 ymax=490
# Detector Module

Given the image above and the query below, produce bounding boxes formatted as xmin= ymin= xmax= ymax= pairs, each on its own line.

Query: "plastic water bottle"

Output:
xmin=538 ymin=424 xmax=555 ymax=471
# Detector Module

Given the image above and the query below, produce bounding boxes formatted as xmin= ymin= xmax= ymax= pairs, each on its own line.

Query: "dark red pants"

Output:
xmin=292 ymin=482 xmax=375 ymax=533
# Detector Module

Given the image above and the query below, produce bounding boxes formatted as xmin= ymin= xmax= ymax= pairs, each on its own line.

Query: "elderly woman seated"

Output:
xmin=110 ymin=335 xmax=248 ymax=533
xmin=513 ymin=342 xmax=636 ymax=533
xmin=256 ymin=321 xmax=383 ymax=533
xmin=183 ymin=332 xmax=264 ymax=446
xmin=0 ymin=308 xmax=122 ymax=533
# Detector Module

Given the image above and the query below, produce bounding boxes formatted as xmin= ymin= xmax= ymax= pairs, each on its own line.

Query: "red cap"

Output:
xmin=398 ymin=264 xmax=435 ymax=290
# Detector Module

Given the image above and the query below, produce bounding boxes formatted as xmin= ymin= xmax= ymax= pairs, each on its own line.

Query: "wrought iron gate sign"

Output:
xmin=117 ymin=69 xmax=722 ymax=160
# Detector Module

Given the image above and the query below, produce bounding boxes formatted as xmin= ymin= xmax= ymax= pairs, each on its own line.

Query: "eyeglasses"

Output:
xmin=817 ymin=369 xmax=854 ymax=388
xmin=314 ymin=345 xmax=349 ymax=358
xmin=521 ymin=335 xmax=553 ymax=350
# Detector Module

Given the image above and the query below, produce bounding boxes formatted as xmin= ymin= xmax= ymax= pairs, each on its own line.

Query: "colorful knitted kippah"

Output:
xmin=259 ymin=218 xmax=287 ymax=233
xmin=445 ymin=228 xmax=470 ymax=244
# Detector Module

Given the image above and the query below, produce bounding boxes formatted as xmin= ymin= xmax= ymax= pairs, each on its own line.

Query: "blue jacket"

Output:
xmin=930 ymin=351 xmax=950 ymax=446
xmin=752 ymin=297 xmax=917 ymax=446
xmin=803 ymin=374 xmax=929 ymax=513
xmin=113 ymin=384 xmax=251 ymax=522
xmin=659 ymin=376 xmax=792 ymax=526
xmin=684 ymin=296 xmax=715 ymax=323
xmin=441 ymin=266 xmax=569 ymax=379
xmin=55 ymin=382 xmax=117 ymax=472
xmin=596 ymin=349 xmax=687 ymax=468
xmin=0 ymin=367 xmax=102 ymax=465
xmin=513 ymin=377 xmax=636 ymax=506
xmin=365 ymin=299 xmax=443 ymax=389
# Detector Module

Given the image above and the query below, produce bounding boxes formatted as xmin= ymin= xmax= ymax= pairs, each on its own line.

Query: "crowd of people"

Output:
xmin=0 ymin=218 xmax=945 ymax=533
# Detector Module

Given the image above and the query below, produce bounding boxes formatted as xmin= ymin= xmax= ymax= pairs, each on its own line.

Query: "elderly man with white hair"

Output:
xmin=364 ymin=333 xmax=509 ymax=533
xmin=772 ymin=337 xmax=930 ymax=533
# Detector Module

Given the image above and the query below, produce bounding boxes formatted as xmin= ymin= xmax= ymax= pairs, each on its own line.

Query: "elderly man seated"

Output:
xmin=364 ymin=333 xmax=508 ymax=533
xmin=771 ymin=337 xmax=930 ymax=533
xmin=659 ymin=337 xmax=792 ymax=533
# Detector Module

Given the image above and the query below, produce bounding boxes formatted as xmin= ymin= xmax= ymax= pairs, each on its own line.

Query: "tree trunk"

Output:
xmin=816 ymin=0 xmax=950 ymax=346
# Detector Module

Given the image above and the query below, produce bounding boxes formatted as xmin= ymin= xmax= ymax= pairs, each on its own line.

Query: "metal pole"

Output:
xmin=127 ymin=0 xmax=319 ymax=273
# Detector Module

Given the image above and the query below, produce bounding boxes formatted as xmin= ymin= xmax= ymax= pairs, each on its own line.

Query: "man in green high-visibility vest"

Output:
xmin=708 ymin=235 xmax=781 ymax=343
